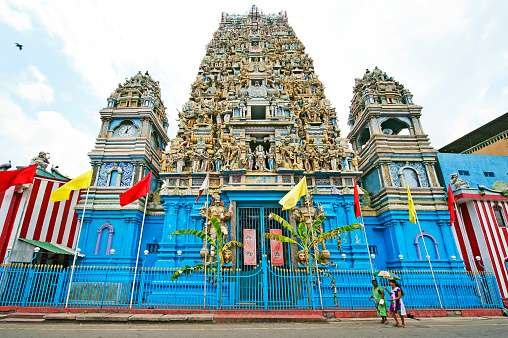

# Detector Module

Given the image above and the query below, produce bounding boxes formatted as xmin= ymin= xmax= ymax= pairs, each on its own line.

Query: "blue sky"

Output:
xmin=1 ymin=0 xmax=507 ymax=176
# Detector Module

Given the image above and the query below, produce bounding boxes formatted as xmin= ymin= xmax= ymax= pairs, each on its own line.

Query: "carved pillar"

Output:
xmin=99 ymin=118 xmax=111 ymax=138
xmin=424 ymin=162 xmax=439 ymax=187
xmin=387 ymin=221 xmax=406 ymax=263
xmin=141 ymin=117 xmax=150 ymax=138
xmin=410 ymin=116 xmax=424 ymax=135
xmin=175 ymin=203 xmax=188 ymax=247
xmin=156 ymin=200 xmax=180 ymax=267
xmin=379 ymin=163 xmax=392 ymax=188
xmin=438 ymin=220 xmax=457 ymax=260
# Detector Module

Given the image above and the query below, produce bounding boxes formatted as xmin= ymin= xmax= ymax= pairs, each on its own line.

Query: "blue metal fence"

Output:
xmin=0 ymin=262 xmax=503 ymax=310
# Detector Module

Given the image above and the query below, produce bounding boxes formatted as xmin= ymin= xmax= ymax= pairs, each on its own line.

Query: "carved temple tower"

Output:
xmin=80 ymin=71 xmax=169 ymax=264
xmin=347 ymin=67 xmax=461 ymax=269
xmin=158 ymin=6 xmax=365 ymax=268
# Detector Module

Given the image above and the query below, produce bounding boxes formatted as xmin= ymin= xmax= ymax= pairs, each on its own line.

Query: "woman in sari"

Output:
xmin=389 ymin=279 xmax=406 ymax=328
xmin=371 ymin=278 xmax=387 ymax=324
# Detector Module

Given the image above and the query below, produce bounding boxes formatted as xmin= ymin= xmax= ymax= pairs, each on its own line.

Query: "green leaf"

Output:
xmin=265 ymin=233 xmax=299 ymax=246
xmin=268 ymin=213 xmax=297 ymax=236
xmin=311 ymin=223 xmax=362 ymax=246
xmin=173 ymin=229 xmax=216 ymax=247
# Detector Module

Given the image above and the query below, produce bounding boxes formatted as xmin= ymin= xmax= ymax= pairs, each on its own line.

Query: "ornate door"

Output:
xmin=236 ymin=206 xmax=292 ymax=307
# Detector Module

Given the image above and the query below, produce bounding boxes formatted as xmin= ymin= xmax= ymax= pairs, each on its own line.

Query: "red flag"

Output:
xmin=447 ymin=184 xmax=456 ymax=225
xmin=353 ymin=180 xmax=361 ymax=218
xmin=0 ymin=164 xmax=37 ymax=193
xmin=120 ymin=172 xmax=152 ymax=207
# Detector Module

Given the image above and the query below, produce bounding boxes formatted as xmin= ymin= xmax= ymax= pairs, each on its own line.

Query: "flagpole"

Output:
xmin=414 ymin=212 xmax=444 ymax=309
xmin=355 ymin=181 xmax=375 ymax=275
xmin=203 ymin=175 xmax=210 ymax=309
xmin=359 ymin=212 xmax=375 ymax=275
xmin=129 ymin=195 xmax=149 ymax=308
xmin=306 ymin=193 xmax=323 ymax=310
xmin=65 ymin=187 xmax=90 ymax=308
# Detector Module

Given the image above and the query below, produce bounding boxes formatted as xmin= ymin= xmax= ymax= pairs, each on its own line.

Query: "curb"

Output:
xmin=0 ymin=308 xmax=504 ymax=324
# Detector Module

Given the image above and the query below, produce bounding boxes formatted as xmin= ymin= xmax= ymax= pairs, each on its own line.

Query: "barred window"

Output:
xmin=493 ymin=204 xmax=507 ymax=227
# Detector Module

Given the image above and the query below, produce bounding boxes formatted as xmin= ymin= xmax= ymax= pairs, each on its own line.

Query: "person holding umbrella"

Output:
xmin=370 ymin=278 xmax=388 ymax=324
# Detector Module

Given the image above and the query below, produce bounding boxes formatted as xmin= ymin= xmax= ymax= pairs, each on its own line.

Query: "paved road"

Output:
xmin=0 ymin=317 xmax=507 ymax=338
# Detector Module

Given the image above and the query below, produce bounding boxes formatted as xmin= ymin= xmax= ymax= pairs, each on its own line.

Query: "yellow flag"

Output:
xmin=407 ymin=186 xmax=417 ymax=223
xmin=279 ymin=177 xmax=308 ymax=210
xmin=50 ymin=170 xmax=93 ymax=202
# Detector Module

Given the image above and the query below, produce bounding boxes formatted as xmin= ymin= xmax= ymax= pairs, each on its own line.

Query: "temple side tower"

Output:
xmin=80 ymin=71 xmax=169 ymax=264
xmin=347 ymin=67 xmax=461 ymax=269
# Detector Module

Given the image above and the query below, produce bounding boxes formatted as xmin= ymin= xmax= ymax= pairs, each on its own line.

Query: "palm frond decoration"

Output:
xmin=269 ymin=213 xmax=297 ymax=237
xmin=311 ymin=223 xmax=362 ymax=246
xmin=172 ymin=216 xmax=242 ymax=279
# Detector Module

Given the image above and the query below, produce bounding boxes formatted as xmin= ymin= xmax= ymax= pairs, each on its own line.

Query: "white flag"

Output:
xmin=195 ymin=174 xmax=209 ymax=203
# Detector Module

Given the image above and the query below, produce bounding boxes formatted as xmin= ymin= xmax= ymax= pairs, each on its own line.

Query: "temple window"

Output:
xmin=483 ymin=171 xmax=495 ymax=177
xmin=95 ymin=223 xmax=114 ymax=255
xmin=108 ymin=168 xmax=122 ymax=186
xmin=380 ymin=118 xmax=411 ymax=136
xmin=414 ymin=233 xmax=440 ymax=260
xmin=402 ymin=167 xmax=420 ymax=188
xmin=251 ymin=106 xmax=266 ymax=120
xmin=493 ymin=204 xmax=507 ymax=227
xmin=357 ymin=127 xmax=371 ymax=149
xmin=458 ymin=170 xmax=470 ymax=176
xmin=146 ymin=242 xmax=160 ymax=254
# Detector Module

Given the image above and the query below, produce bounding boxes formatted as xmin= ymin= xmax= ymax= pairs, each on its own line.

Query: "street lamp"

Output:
xmin=450 ymin=255 xmax=457 ymax=261
xmin=398 ymin=254 xmax=404 ymax=261
xmin=32 ymin=246 xmax=40 ymax=264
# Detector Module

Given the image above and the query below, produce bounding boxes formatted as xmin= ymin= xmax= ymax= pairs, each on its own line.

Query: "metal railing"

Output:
xmin=0 ymin=263 xmax=503 ymax=310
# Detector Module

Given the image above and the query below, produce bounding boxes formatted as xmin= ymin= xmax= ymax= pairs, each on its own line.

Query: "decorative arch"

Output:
xmin=107 ymin=166 xmax=123 ymax=187
xmin=399 ymin=166 xmax=420 ymax=188
xmin=95 ymin=223 xmax=114 ymax=255
xmin=379 ymin=117 xmax=412 ymax=136
xmin=414 ymin=232 xmax=440 ymax=260
xmin=357 ymin=127 xmax=371 ymax=149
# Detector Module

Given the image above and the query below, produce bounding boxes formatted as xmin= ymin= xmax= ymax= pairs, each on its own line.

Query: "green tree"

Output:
xmin=171 ymin=216 xmax=242 ymax=280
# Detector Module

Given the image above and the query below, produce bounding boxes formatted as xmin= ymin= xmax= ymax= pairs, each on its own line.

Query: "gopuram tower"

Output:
xmin=347 ymin=67 xmax=461 ymax=269
xmin=158 ymin=6 xmax=365 ymax=268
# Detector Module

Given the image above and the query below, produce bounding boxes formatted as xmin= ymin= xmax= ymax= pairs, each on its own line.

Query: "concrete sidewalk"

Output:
xmin=0 ymin=308 xmax=504 ymax=323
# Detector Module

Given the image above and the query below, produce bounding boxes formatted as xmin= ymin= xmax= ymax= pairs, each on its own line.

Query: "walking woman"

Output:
xmin=389 ymin=279 xmax=406 ymax=328
xmin=371 ymin=278 xmax=387 ymax=324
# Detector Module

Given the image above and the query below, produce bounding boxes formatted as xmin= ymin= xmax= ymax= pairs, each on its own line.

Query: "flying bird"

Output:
xmin=15 ymin=43 xmax=23 ymax=50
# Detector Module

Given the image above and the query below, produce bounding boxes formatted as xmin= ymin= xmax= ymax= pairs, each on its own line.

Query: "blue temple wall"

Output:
xmin=437 ymin=153 xmax=508 ymax=187
xmin=363 ymin=210 xmax=464 ymax=270
xmin=78 ymin=209 xmax=163 ymax=266
xmin=156 ymin=191 xmax=370 ymax=270
xmin=77 ymin=194 xmax=463 ymax=271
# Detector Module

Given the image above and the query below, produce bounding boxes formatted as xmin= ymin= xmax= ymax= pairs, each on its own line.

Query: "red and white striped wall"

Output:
xmin=0 ymin=177 xmax=80 ymax=263
xmin=452 ymin=192 xmax=508 ymax=302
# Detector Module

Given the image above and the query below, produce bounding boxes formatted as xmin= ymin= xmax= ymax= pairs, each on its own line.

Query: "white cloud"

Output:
xmin=0 ymin=95 xmax=93 ymax=176
xmin=16 ymin=65 xmax=55 ymax=105
xmin=3 ymin=0 xmax=508 ymax=154
xmin=0 ymin=0 xmax=32 ymax=31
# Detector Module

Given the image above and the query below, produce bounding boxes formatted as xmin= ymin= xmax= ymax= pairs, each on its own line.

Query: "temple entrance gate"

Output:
xmin=235 ymin=206 xmax=298 ymax=308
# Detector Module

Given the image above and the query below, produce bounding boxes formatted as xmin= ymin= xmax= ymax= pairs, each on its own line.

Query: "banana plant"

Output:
xmin=266 ymin=212 xmax=362 ymax=264
xmin=171 ymin=216 xmax=242 ymax=280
